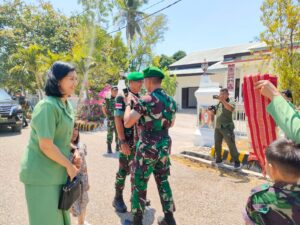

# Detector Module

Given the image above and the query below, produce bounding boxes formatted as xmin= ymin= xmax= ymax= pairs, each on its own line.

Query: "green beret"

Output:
xmin=143 ymin=67 xmax=164 ymax=79
xmin=127 ymin=72 xmax=144 ymax=81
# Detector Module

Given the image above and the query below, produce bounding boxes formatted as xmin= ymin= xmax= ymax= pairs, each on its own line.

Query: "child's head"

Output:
xmin=71 ymin=126 xmax=80 ymax=145
xmin=265 ymin=138 xmax=300 ymax=183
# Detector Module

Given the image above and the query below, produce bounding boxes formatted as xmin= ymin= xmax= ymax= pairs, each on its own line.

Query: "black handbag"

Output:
xmin=58 ymin=175 xmax=82 ymax=210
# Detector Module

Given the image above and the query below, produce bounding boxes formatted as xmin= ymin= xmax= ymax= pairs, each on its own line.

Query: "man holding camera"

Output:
xmin=209 ymin=88 xmax=241 ymax=170
xmin=112 ymin=72 xmax=144 ymax=213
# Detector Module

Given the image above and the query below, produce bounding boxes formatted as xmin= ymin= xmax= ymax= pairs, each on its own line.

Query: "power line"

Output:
xmin=72 ymin=0 xmax=166 ymax=19
xmin=141 ymin=0 xmax=167 ymax=12
xmin=107 ymin=0 xmax=183 ymax=35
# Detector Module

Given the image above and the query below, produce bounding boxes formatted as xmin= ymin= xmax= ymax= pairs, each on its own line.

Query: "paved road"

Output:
xmin=0 ymin=112 xmax=264 ymax=225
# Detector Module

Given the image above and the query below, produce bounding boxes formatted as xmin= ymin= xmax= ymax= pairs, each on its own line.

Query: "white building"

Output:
xmin=169 ymin=42 xmax=275 ymax=110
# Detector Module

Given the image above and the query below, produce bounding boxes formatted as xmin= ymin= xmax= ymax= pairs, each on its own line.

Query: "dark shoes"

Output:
xmin=215 ymin=159 xmax=223 ymax=166
xmin=158 ymin=212 xmax=177 ymax=225
xmin=132 ymin=213 xmax=143 ymax=225
xmin=112 ymin=190 xmax=127 ymax=213
xmin=112 ymin=196 xmax=127 ymax=213
xmin=234 ymin=161 xmax=242 ymax=170
xmin=107 ymin=143 xmax=112 ymax=154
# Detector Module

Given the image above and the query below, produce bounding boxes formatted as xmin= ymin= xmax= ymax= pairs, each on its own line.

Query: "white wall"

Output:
xmin=175 ymin=73 xmax=226 ymax=109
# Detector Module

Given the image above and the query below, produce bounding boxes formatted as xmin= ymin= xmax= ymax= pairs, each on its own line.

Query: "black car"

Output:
xmin=0 ymin=88 xmax=23 ymax=132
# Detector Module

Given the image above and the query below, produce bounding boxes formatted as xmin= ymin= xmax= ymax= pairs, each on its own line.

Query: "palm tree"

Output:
xmin=114 ymin=0 xmax=148 ymax=53
xmin=9 ymin=44 xmax=46 ymax=99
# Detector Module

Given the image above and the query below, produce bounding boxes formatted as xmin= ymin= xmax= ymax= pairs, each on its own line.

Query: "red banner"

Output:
xmin=227 ymin=64 xmax=235 ymax=92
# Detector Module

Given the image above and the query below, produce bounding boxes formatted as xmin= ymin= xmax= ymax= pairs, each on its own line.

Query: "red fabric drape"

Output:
xmin=242 ymin=74 xmax=278 ymax=172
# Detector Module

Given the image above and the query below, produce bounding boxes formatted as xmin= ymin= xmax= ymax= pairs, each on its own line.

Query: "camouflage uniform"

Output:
xmin=103 ymin=96 xmax=118 ymax=145
xmin=244 ymin=182 xmax=300 ymax=225
xmin=114 ymin=91 xmax=140 ymax=192
xmin=131 ymin=88 xmax=177 ymax=215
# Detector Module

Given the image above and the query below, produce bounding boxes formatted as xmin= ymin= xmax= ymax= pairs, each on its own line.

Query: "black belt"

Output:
xmin=141 ymin=129 xmax=169 ymax=137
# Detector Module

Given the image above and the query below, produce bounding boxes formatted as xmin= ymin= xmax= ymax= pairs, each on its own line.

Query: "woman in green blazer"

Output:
xmin=255 ymin=80 xmax=300 ymax=143
xmin=20 ymin=61 xmax=80 ymax=225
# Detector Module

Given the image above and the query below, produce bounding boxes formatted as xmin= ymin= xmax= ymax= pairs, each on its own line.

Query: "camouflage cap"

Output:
xmin=143 ymin=66 xmax=164 ymax=79
xmin=127 ymin=71 xmax=144 ymax=81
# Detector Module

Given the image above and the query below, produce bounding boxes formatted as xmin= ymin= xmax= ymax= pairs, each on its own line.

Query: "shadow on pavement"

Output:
xmin=217 ymin=167 xmax=251 ymax=183
xmin=118 ymin=208 xmax=156 ymax=225
xmin=102 ymin=152 xmax=119 ymax=159
xmin=0 ymin=127 xmax=23 ymax=137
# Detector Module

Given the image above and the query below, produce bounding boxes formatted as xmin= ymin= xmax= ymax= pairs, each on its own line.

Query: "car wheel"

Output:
xmin=12 ymin=125 xmax=22 ymax=133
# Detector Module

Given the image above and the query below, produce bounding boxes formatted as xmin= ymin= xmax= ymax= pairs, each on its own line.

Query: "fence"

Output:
xmin=233 ymin=103 xmax=249 ymax=138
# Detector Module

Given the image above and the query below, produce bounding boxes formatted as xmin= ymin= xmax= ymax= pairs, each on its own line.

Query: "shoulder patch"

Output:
xmin=115 ymin=103 xmax=123 ymax=109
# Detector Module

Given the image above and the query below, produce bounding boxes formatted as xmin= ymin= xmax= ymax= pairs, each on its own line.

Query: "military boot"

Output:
xmin=107 ymin=143 xmax=112 ymax=154
xmin=112 ymin=190 xmax=127 ymax=213
xmin=132 ymin=213 xmax=143 ymax=225
xmin=157 ymin=212 xmax=177 ymax=225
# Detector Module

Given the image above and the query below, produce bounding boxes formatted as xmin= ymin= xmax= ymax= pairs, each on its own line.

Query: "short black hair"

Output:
xmin=45 ymin=61 xmax=75 ymax=97
xmin=266 ymin=138 xmax=300 ymax=177
xmin=220 ymin=88 xmax=229 ymax=93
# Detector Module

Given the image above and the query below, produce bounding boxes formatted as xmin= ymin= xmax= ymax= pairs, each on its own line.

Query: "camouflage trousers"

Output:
xmin=115 ymin=149 xmax=135 ymax=192
xmin=107 ymin=119 xmax=118 ymax=145
xmin=131 ymin=136 xmax=175 ymax=215
xmin=115 ymin=128 xmax=135 ymax=192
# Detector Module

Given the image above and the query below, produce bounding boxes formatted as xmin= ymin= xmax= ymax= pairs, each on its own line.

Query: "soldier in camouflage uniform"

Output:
xmin=102 ymin=86 xmax=119 ymax=153
xmin=243 ymin=138 xmax=300 ymax=225
xmin=124 ymin=67 xmax=177 ymax=225
xmin=113 ymin=72 xmax=144 ymax=213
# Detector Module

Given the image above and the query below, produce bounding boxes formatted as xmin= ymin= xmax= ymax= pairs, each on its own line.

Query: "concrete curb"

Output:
xmin=178 ymin=152 xmax=266 ymax=179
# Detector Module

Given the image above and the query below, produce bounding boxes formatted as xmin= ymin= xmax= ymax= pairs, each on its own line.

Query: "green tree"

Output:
xmin=130 ymin=14 xmax=167 ymax=71
xmin=0 ymin=0 xmax=79 ymax=91
xmin=161 ymin=68 xmax=177 ymax=97
xmin=172 ymin=50 xmax=186 ymax=61
xmin=8 ymin=45 xmax=47 ymax=97
xmin=159 ymin=54 xmax=175 ymax=69
xmin=152 ymin=56 xmax=177 ymax=97
xmin=114 ymin=0 xmax=148 ymax=52
xmin=260 ymin=0 xmax=300 ymax=105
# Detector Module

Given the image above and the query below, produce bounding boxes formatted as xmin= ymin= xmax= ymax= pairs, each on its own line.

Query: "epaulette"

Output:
xmin=250 ymin=183 xmax=270 ymax=196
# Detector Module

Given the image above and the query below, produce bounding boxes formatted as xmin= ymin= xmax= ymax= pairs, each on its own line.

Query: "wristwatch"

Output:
xmin=119 ymin=139 xmax=127 ymax=144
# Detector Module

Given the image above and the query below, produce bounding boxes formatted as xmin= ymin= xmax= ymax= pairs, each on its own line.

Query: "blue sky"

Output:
xmin=24 ymin=0 xmax=264 ymax=56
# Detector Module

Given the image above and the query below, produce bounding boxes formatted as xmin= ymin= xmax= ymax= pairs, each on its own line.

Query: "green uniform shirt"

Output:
xmin=103 ymin=96 xmax=116 ymax=120
xmin=215 ymin=99 xmax=235 ymax=129
xmin=114 ymin=91 xmax=141 ymax=143
xmin=244 ymin=182 xmax=300 ymax=225
xmin=267 ymin=95 xmax=300 ymax=143
xmin=114 ymin=94 xmax=133 ymax=136
xmin=20 ymin=96 xmax=74 ymax=185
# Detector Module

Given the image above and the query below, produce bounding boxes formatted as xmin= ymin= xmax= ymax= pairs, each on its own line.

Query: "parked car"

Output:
xmin=0 ymin=88 xmax=23 ymax=132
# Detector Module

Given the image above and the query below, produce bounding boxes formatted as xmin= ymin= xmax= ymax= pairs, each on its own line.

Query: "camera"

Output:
xmin=208 ymin=105 xmax=217 ymax=113
xmin=123 ymin=88 xmax=129 ymax=97
xmin=212 ymin=95 xmax=219 ymax=99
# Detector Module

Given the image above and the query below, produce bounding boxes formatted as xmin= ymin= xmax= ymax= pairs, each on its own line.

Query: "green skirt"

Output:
xmin=25 ymin=184 xmax=70 ymax=225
